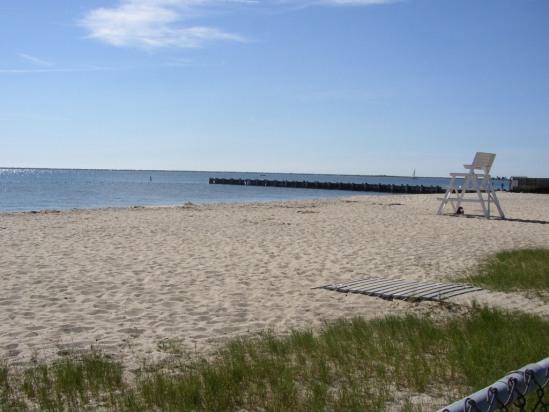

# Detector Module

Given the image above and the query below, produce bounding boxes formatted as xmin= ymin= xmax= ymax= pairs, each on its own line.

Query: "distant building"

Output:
xmin=510 ymin=177 xmax=549 ymax=193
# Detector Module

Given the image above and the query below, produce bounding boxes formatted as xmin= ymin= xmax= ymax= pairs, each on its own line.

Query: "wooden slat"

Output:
xmin=439 ymin=288 xmax=482 ymax=299
xmin=318 ymin=277 xmax=482 ymax=302
xmin=346 ymin=278 xmax=419 ymax=293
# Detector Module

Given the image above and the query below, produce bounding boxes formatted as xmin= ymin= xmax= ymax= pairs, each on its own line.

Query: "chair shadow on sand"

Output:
xmin=453 ymin=214 xmax=549 ymax=225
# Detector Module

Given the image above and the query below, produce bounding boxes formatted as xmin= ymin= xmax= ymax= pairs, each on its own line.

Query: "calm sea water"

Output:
xmin=0 ymin=168 xmax=507 ymax=212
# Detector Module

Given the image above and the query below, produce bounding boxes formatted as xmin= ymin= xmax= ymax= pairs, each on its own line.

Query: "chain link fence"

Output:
xmin=440 ymin=358 xmax=548 ymax=412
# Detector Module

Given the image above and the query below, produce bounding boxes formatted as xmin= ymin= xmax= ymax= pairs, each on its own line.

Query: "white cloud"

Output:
xmin=18 ymin=53 xmax=54 ymax=67
xmin=80 ymin=0 xmax=245 ymax=49
xmin=80 ymin=0 xmax=399 ymax=49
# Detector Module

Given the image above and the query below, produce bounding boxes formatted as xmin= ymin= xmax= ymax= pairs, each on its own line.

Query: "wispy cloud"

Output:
xmin=80 ymin=0 xmax=398 ymax=50
xmin=18 ymin=53 xmax=54 ymax=67
xmin=80 ymin=0 xmax=246 ymax=49
xmin=0 ymin=66 xmax=112 ymax=75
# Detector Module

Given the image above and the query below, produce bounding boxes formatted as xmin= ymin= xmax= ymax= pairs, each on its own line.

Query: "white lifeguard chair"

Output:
xmin=437 ymin=152 xmax=505 ymax=219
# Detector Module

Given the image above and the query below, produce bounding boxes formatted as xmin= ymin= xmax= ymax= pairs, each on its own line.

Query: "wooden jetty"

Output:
xmin=209 ymin=177 xmax=445 ymax=194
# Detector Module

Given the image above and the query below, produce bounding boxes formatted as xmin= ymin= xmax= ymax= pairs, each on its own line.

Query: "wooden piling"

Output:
xmin=208 ymin=178 xmax=445 ymax=194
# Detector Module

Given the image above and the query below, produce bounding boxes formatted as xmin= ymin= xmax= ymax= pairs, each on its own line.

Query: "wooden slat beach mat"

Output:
xmin=317 ymin=277 xmax=482 ymax=302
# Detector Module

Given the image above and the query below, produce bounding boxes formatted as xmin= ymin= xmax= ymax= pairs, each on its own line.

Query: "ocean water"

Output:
xmin=0 ymin=168 xmax=506 ymax=212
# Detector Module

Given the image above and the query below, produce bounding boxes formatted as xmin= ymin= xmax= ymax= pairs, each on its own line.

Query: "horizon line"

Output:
xmin=0 ymin=165 xmax=465 ymax=180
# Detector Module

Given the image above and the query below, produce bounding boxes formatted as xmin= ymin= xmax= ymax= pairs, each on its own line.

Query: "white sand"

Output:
xmin=1 ymin=192 xmax=548 ymax=365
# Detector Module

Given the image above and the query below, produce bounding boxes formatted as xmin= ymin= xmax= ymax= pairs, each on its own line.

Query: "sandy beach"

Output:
xmin=1 ymin=192 xmax=548 ymax=366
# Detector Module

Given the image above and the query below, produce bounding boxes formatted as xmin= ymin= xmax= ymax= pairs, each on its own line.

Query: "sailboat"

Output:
xmin=412 ymin=169 xmax=417 ymax=179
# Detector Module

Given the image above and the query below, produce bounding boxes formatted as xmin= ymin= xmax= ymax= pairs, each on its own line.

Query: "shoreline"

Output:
xmin=0 ymin=189 xmax=525 ymax=216
xmin=0 ymin=193 xmax=387 ymax=215
xmin=1 ymin=192 xmax=548 ymax=367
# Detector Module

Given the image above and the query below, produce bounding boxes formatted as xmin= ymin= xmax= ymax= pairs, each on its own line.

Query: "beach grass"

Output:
xmin=20 ymin=352 xmax=124 ymax=410
xmin=1 ymin=306 xmax=548 ymax=411
xmin=460 ymin=249 xmax=549 ymax=292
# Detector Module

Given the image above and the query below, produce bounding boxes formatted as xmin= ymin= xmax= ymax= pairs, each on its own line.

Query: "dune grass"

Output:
xmin=461 ymin=249 xmax=549 ymax=292
xmin=20 ymin=352 xmax=123 ymax=410
xmin=1 ymin=306 xmax=548 ymax=411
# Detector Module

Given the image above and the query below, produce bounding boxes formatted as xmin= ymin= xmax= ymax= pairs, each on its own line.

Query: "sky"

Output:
xmin=1 ymin=0 xmax=548 ymax=177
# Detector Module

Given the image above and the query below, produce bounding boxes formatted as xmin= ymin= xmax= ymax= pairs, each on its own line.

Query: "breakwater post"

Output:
xmin=208 ymin=178 xmax=445 ymax=194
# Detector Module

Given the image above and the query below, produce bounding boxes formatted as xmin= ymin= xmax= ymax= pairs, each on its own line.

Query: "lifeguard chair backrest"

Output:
xmin=472 ymin=152 xmax=496 ymax=172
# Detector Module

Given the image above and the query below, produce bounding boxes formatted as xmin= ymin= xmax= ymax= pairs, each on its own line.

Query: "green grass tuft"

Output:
xmin=461 ymin=249 xmax=549 ymax=292
xmin=20 ymin=351 xmax=125 ymax=410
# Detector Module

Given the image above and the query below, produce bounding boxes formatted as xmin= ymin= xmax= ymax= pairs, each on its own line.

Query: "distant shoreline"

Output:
xmin=0 ymin=166 xmax=449 ymax=180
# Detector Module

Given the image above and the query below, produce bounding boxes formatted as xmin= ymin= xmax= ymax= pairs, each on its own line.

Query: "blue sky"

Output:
xmin=1 ymin=0 xmax=548 ymax=177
